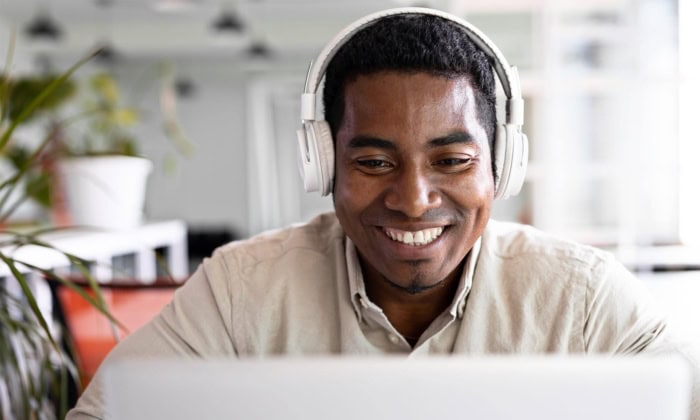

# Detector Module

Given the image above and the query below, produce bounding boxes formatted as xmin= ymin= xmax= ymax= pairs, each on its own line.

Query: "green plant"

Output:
xmin=3 ymin=65 xmax=192 ymax=213
xmin=0 ymin=74 xmax=77 ymax=211
xmin=0 ymin=31 xmax=121 ymax=419
xmin=1 ymin=70 xmax=142 ymax=212
xmin=64 ymin=72 xmax=142 ymax=157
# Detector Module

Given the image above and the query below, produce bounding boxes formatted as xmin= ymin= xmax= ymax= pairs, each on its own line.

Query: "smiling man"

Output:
xmin=332 ymin=73 xmax=493 ymax=344
xmin=68 ymin=9 xmax=698 ymax=420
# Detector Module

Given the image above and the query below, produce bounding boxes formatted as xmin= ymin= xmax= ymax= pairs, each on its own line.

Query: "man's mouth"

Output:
xmin=382 ymin=226 xmax=445 ymax=246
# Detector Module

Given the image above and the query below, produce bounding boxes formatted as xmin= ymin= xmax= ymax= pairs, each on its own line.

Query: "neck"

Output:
xmin=362 ymin=260 xmax=464 ymax=343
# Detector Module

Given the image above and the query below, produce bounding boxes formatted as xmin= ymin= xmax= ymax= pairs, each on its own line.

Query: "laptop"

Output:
xmin=103 ymin=355 xmax=692 ymax=420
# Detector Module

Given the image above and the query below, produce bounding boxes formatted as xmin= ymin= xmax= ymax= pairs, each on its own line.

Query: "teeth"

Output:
xmin=383 ymin=227 xmax=444 ymax=246
xmin=414 ymin=231 xmax=424 ymax=243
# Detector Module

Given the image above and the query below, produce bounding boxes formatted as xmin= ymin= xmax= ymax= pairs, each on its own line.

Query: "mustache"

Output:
xmin=362 ymin=207 xmax=455 ymax=225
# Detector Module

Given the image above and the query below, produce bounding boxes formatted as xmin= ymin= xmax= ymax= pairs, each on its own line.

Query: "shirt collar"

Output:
xmin=345 ymin=236 xmax=482 ymax=321
xmin=345 ymin=238 xmax=368 ymax=321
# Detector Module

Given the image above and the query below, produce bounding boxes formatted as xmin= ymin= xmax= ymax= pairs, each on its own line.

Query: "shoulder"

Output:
xmin=482 ymin=219 xmax=614 ymax=270
xmin=479 ymin=220 xmax=653 ymax=315
xmin=212 ymin=212 xmax=344 ymax=267
xmin=199 ymin=212 xmax=345 ymax=292
xmin=478 ymin=219 xmax=628 ymax=301
xmin=194 ymin=213 xmax=347 ymax=353
xmin=475 ymin=221 xmax=665 ymax=354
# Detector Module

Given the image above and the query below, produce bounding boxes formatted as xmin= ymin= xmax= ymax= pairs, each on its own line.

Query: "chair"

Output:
xmin=52 ymin=277 xmax=182 ymax=388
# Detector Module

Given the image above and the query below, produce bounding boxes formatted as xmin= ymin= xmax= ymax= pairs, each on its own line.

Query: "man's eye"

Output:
xmin=436 ymin=157 xmax=471 ymax=166
xmin=357 ymin=159 xmax=391 ymax=168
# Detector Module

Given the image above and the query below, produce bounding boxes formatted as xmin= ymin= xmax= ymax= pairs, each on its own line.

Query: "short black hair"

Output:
xmin=322 ymin=13 xmax=497 ymax=170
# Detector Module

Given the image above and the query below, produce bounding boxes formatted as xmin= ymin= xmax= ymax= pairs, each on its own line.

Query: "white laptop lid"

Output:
xmin=103 ymin=356 xmax=692 ymax=420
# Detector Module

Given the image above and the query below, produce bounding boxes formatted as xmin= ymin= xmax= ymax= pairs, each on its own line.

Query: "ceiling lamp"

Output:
xmin=211 ymin=10 xmax=246 ymax=33
xmin=174 ymin=77 xmax=197 ymax=98
xmin=247 ymin=40 xmax=272 ymax=58
xmin=24 ymin=12 xmax=63 ymax=40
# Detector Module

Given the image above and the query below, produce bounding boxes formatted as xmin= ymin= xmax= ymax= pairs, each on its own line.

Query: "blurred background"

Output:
xmin=1 ymin=0 xmax=699 ymax=396
xmin=1 ymin=0 xmax=698 ymax=264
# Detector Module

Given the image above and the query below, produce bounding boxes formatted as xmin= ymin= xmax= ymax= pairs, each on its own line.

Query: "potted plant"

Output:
xmin=53 ymin=72 xmax=155 ymax=230
xmin=1 ymin=34 xmax=120 ymax=419
xmin=5 ymin=65 xmax=191 ymax=231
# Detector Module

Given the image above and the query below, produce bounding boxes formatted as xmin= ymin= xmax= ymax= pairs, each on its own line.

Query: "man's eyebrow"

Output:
xmin=348 ymin=136 xmax=397 ymax=150
xmin=427 ymin=132 xmax=476 ymax=148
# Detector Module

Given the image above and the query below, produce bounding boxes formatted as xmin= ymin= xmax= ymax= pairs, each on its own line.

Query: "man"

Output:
xmin=68 ymin=9 xmax=698 ymax=419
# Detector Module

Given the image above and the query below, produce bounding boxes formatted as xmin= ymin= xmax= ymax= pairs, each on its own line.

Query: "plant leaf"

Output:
xmin=0 ymin=27 xmax=16 ymax=126
xmin=10 ymin=235 xmax=126 ymax=331
xmin=26 ymin=263 xmax=126 ymax=332
xmin=0 ymin=253 xmax=60 ymax=354
xmin=0 ymin=47 xmax=99 ymax=154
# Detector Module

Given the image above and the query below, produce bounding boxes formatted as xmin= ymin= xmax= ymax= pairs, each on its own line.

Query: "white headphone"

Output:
xmin=297 ymin=7 xmax=529 ymax=200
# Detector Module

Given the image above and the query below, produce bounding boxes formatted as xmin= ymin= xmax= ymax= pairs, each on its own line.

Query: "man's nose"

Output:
xmin=384 ymin=167 xmax=442 ymax=218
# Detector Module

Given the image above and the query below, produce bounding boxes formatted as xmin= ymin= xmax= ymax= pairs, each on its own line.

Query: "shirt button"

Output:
xmin=388 ymin=334 xmax=400 ymax=344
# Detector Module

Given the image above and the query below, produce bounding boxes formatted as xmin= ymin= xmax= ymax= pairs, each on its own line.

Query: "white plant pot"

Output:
xmin=57 ymin=156 xmax=153 ymax=230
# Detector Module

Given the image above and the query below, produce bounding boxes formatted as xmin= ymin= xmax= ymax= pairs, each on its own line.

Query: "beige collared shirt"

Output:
xmin=68 ymin=212 xmax=699 ymax=419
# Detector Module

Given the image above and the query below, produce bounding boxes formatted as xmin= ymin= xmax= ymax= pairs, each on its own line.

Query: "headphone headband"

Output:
xmin=300 ymin=7 xmax=524 ymax=127
xmin=296 ymin=7 xmax=529 ymax=200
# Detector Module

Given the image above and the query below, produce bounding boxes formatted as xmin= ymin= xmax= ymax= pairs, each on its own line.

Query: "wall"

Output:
xmin=116 ymin=57 xmax=252 ymax=234
xmin=114 ymin=56 xmax=315 ymax=237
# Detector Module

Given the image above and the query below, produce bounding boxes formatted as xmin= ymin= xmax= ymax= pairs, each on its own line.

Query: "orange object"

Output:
xmin=57 ymin=281 xmax=180 ymax=388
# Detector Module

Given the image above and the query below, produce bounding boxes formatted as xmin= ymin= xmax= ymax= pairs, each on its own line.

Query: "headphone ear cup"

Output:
xmin=494 ymin=124 xmax=528 ymax=200
xmin=296 ymin=120 xmax=334 ymax=196
xmin=493 ymin=124 xmax=508 ymax=199
xmin=503 ymin=130 xmax=528 ymax=199
xmin=313 ymin=120 xmax=335 ymax=196
xmin=297 ymin=122 xmax=321 ymax=193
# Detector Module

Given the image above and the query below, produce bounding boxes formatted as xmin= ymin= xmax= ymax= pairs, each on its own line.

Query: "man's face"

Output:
xmin=333 ymin=71 xmax=495 ymax=294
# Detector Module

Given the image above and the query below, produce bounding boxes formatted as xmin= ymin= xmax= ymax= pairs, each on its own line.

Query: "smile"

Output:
xmin=383 ymin=226 xmax=445 ymax=246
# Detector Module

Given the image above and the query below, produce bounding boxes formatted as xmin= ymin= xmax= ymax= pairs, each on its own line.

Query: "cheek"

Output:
xmin=333 ymin=166 xmax=373 ymax=217
xmin=444 ymin=169 xmax=495 ymax=208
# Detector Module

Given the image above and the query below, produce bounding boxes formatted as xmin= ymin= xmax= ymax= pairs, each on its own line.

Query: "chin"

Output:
xmin=382 ymin=264 xmax=452 ymax=294
xmin=392 ymin=279 xmax=441 ymax=295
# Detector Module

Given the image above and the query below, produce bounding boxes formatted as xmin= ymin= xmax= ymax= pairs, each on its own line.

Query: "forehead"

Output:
xmin=343 ymin=71 xmax=473 ymax=110
xmin=337 ymin=71 xmax=486 ymax=147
